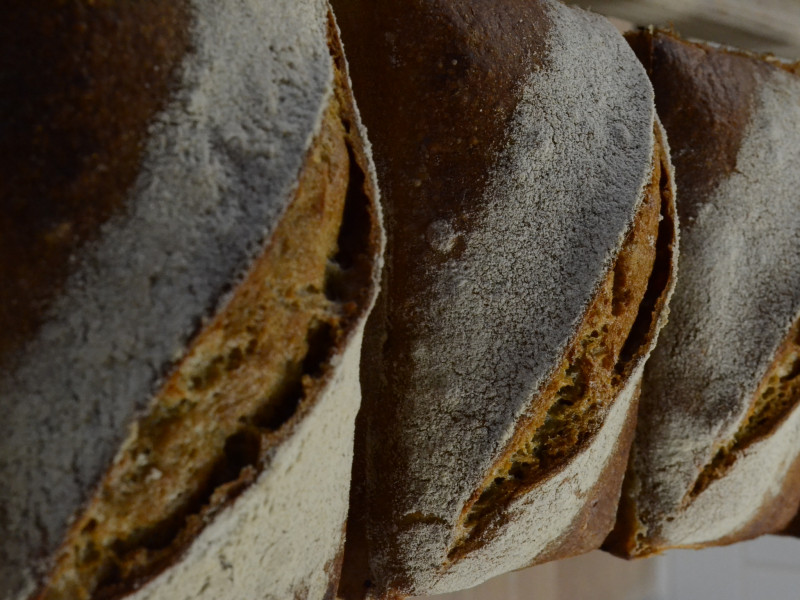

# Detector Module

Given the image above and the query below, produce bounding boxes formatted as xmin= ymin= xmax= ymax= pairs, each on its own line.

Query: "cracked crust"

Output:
xmin=606 ymin=29 xmax=800 ymax=558
xmin=1 ymin=2 xmax=382 ymax=599
xmin=333 ymin=1 xmax=676 ymax=596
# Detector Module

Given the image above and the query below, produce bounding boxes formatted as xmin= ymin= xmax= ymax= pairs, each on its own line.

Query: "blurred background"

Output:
xmin=570 ymin=0 xmax=800 ymax=57
xmin=414 ymin=536 xmax=800 ymax=600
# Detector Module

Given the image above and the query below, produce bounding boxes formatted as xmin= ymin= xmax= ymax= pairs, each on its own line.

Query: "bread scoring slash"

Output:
xmin=332 ymin=0 xmax=678 ymax=597
xmin=607 ymin=29 xmax=800 ymax=558
xmin=0 ymin=1 xmax=383 ymax=599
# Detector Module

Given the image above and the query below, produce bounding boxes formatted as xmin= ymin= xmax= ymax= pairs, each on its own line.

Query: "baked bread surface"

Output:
xmin=0 ymin=1 xmax=382 ymax=598
xmin=333 ymin=1 xmax=677 ymax=596
xmin=607 ymin=29 xmax=800 ymax=557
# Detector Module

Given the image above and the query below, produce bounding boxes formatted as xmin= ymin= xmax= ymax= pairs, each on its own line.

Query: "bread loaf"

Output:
xmin=0 ymin=2 xmax=382 ymax=598
xmin=606 ymin=28 xmax=800 ymax=558
xmin=332 ymin=1 xmax=678 ymax=597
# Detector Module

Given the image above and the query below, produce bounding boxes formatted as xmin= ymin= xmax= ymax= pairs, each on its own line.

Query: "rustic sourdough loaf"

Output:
xmin=606 ymin=29 xmax=800 ymax=558
xmin=332 ymin=1 xmax=678 ymax=597
xmin=0 ymin=1 xmax=382 ymax=599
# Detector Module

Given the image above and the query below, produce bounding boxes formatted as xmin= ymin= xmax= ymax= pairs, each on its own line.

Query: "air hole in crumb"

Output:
xmin=324 ymin=261 xmax=348 ymax=302
xmin=212 ymin=429 xmax=262 ymax=486
xmin=93 ymin=559 xmax=121 ymax=592
xmin=81 ymin=519 xmax=98 ymax=535
xmin=226 ymin=347 xmax=243 ymax=372
xmin=301 ymin=321 xmax=335 ymax=378
xmin=781 ymin=358 xmax=800 ymax=382
xmin=324 ymin=143 xmax=373 ymax=303
xmin=254 ymin=377 xmax=304 ymax=431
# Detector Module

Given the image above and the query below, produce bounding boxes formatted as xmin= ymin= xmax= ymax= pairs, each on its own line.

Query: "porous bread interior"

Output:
xmin=449 ymin=128 xmax=668 ymax=558
xmin=689 ymin=318 xmax=800 ymax=500
xmin=38 ymin=82 xmax=371 ymax=599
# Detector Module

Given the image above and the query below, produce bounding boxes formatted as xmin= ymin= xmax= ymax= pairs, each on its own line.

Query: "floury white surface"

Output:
xmin=365 ymin=0 xmax=671 ymax=595
xmin=0 ymin=0 xmax=350 ymax=596
xmin=128 ymin=322 xmax=366 ymax=600
xmin=424 ymin=362 xmax=647 ymax=594
xmin=631 ymin=63 xmax=800 ymax=548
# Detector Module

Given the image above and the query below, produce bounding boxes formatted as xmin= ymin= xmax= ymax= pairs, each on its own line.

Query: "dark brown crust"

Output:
xmin=0 ymin=1 xmax=191 ymax=367
xmin=625 ymin=28 xmax=770 ymax=225
xmin=331 ymin=0 xmax=552 ymax=391
xmin=332 ymin=1 xmax=551 ymax=595
xmin=32 ymin=11 xmax=381 ymax=600
xmin=780 ymin=461 xmax=800 ymax=537
xmin=607 ymin=28 xmax=800 ymax=558
xmin=337 ymin=399 xmax=373 ymax=600
xmin=323 ymin=522 xmax=349 ymax=600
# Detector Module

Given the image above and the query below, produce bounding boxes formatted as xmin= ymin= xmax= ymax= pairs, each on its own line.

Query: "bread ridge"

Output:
xmin=123 ymin=317 xmax=371 ymax=600
xmin=332 ymin=1 xmax=674 ymax=596
xmin=0 ymin=0 xmax=383 ymax=598
xmin=610 ymin=30 xmax=800 ymax=556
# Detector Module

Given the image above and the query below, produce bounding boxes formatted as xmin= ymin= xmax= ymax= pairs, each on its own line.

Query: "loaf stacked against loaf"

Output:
xmin=0 ymin=1 xmax=382 ymax=599
xmin=332 ymin=1 xmax=678 ymax=596
xmin=606 ymin=29 xmax=800 ymax=557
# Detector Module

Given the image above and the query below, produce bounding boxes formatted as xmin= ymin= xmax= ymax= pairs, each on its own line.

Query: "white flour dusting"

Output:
xmin=367 ymin=1 xmax=658 ymax=593
xmin=633 ymin=64 xmax=800 ymax=547
xmin=0 ymin=0 xmax=333 ymax=596
xmin=128 ymin=320 xmax=367 ymax=600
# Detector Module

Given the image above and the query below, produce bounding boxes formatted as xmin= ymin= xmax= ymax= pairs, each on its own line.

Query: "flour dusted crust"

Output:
xmin=123 ymin=318 xmax=369 ymax=600
xmin=0 ymin=2 xmax=382 ymax=599
xmin=607 ymin=29 xmax=800 ymax=558
xmin=333 ymin=1 xmax=677 ymax=597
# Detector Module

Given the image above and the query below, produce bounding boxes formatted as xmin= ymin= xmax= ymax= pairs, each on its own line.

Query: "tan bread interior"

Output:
xmin=689 ymin=318 xmax=800 ymax=499
xmin=449 ymin=129 xmax=670 ymax=559
xmin=40 ymin=81 xmax=368 ymax=599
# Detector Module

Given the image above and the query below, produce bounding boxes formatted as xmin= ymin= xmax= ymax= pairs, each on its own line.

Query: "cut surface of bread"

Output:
xmin=606 ymin=28 xmax=800 ymax=558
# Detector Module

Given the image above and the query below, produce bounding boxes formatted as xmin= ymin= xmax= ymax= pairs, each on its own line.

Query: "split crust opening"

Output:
xmin=608 ymin=30 xmax=800 ymax=559
xmin=448 ymin=126 xmax=675 ymax=561
xmin=688 ymin=319 xmax=800 ymax=500
xmin=38 ymin=49 xmax=377 ymax=600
